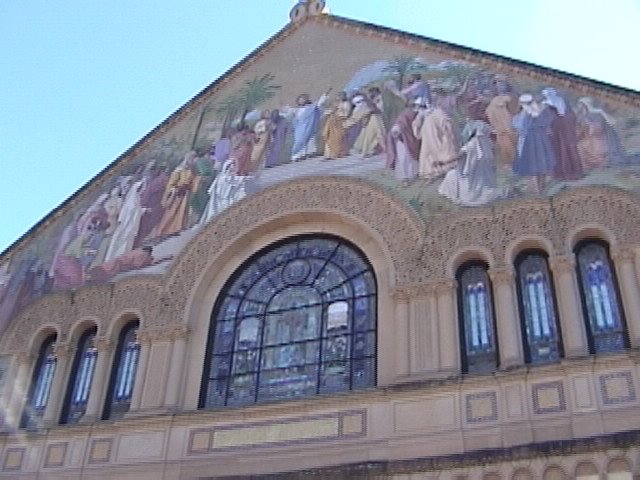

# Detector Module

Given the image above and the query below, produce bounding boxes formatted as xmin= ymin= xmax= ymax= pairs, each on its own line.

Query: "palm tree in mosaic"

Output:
xmin=215 ymin=93 xmax=243 ymax=137
xmin=238 ymin=73 xmax=281 ymax=128
xmin=383 ymin=55 xmax=426 ymax=90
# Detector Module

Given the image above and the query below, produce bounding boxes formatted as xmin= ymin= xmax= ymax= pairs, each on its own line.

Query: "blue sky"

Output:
xmin=1 ymin=0 xmax=639 ymax=254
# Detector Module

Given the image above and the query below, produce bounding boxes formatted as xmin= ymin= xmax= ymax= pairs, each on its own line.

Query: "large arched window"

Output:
xmin=456 ymin=262 xmax=498 ymax=374
xmin=200 ymin=235 xmax=377 ymax=409
xmin=575 ymin=240 xmax=628 ymax=354
xmin=515 ymin=251 xmax=563 ymax=364
xmin=20 ymin=334 xmax=57 ymax=429
xmin=103 ymin=320 xmax=140 ymax=420
xmin=60 ymin=327 xmax=97 ymax=424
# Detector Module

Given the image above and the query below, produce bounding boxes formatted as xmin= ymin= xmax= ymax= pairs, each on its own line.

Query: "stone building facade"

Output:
xmin=1 ymin=2 xmax=640 ymax=479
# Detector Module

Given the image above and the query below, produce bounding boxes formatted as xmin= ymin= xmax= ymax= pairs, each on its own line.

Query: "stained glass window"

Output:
xmin=20 ymin=334 xmax=57 ymax=429
xmin=457 ymin=263 xmax=498 ymax=373
xmin=575 ymin=241 xmax=628 ymax=353
xmin=103 ymin=320 xmax=140 ymax=420
xmin=515 ymin=251 xmax=563 ymax=364
xmin=200 ymin=236 xmax=377 ymax=409
xmin=60 ymin=328 xmax=97 ymax=424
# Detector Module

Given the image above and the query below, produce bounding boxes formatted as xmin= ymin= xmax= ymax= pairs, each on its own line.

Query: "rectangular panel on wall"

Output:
xmin=116 ymin=431 xmax=165 ymax=462
xmin=186 ymin=410 xmax=366 ymax=455
xmin=141 ymin=343 xmax=171 ymax=408
xmin=394 ymin=395 xmax=457 ymax=432
xmin=599 ymin=371 xmax=637 ymax=406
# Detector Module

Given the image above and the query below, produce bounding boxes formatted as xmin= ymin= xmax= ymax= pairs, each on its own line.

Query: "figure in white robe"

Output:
xmin=282 ymin=92 xmax=329 ymax=161
xmin=199 ymin=158 xmax=247 ymax=226
xmin=104 ymin=179 xmax=145 ymax=262
xmin=412 ymin=100 xmax=458 ymax=180
xmin=438 ymin=121 xmax=502 ymax=206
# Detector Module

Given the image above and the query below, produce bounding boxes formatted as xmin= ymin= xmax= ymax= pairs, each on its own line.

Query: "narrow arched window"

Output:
xmin=103 ymin=320 xmax=140 ymax=420
xmin=515 ymin=251 xmax=563 ymax=364
xmin=457 ymin=262 xmax=498 ymax=373
xmin=60 ymin=327 xmax=97 ymax=424
xmin=20 ymin=334 xmax=57 ymax=429
xmin=575 ymin=240 xmax=628 ymax=353
xmin=200 ymin=235 xmax=377 ymax=409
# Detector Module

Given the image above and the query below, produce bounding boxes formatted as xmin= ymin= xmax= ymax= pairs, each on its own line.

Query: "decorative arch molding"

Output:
xmin=3 ymin=183 xmax=640 ymax=351
xmin=423 ymin=186 xmax=640 ymax=278
xmin=0 ymin=277 xmax=163 ymax=353
xmin=162 ymin=176 xmax=426 ymax=325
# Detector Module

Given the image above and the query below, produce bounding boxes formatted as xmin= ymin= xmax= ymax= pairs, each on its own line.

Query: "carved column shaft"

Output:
xmin=392 ymin=291 xmax=410 ymax=378
xmin=82 ymin=339 xmax=112 ymax=422
xmin=6 ymin=353 xmax=33 ymax=428
xmin=129 ymin=335 xmax=151 ymax=411
xmin=164 ymin=327 xmax=189 ymax=408
xmin=549 ymin=255 xmax=589 ymax=357
xmin=435 ymin=281 xmax=458 ymax=373
xmin=43 ymin=344 xmax=72 ymax=425
xmin=613 ymin=247 xmax=640 ymax=347
xmin=489 ymin=268 xmax=523 ymax=368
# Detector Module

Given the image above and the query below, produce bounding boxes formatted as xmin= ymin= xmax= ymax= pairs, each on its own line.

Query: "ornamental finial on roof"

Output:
xmin=289 ymin=0 xmax=327 ymax=23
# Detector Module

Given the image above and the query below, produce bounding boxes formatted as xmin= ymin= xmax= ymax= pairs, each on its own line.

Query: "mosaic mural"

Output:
xmin=1 ymin=17 xmax=639 ymax=334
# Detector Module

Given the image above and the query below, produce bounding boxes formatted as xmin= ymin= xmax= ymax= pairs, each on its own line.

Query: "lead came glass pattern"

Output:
xmin=516 ymin=253 xmax=562 ymax=363
xmin=576 ymin=242 xmax=627 ymax=353
xmin=104 ymin=321 xmax=139 ymax=420
xmin=21 ymin=335 xmax=57 ymax=428
xmin=62 ymin=329 xmax=97 ymax=424
xmin=201 ymin=236 xmax=376 ymax=409
xmin=458 ymin=264 xmax=497 ymax=373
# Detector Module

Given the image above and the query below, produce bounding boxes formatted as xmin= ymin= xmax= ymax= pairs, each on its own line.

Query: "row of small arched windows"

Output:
xmin=21 ymin=320 xmax=140 ymax=428
xmin=19 ymin=235 xmax=632 ymax=422
xmin=458 ymin=239 xmax=628 ymax=374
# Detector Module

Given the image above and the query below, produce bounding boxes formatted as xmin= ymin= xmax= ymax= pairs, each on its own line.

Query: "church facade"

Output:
xmin=1 ymin=2 xmax=640 ymax=478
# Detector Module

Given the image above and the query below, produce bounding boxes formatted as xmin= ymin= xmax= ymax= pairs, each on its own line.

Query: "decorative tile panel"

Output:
xmin=532 ymin=381 xmax=566 ymax=414
xmin=88 ymin=438 xmax=113 ymax=464
xmin=600 ymin=371 xmax=636 ymax=405
xmin=44 ymin=442 xmax=67 ymax=468
xmin=2 ymin=447 xmax=25 ymax=472
xmin=186 ymin=410 xmax=366 ymax=455
xmin=465 ymin=391 xmax=498 ymax=424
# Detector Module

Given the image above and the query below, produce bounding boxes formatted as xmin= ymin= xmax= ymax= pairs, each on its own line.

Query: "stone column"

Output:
xmin=129 ymin=333 xmax=151 ymax=412
xmin=489 ymin=267 xmax=524 ymax=368
xmin=549 ymin=255 xmax=589 ymax=358
xmin=6 ymin=353 xmax=33 ymax=429
xmin=434 ymin=280 xmax=459 ymax=374
xmin=164 ymin=326 xmax=189 ymax=409
xmin=82 ymin=338 xmax=112 ymax=423
xmin=43 ymin=343 xmax=72 ymax=426
xmin=393 ymin=290 xmax=410 ymax=379
xmin=612 ymin=246 xmax=640 ymax=347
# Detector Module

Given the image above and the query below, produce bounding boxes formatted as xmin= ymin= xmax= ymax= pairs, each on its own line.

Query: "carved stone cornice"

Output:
xmin=432 ymin=280 xmax=456 ymax=295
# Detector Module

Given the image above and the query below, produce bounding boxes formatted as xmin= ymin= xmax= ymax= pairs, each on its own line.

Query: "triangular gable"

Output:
xmin=1 ymin=12 xmax=639 ymax=334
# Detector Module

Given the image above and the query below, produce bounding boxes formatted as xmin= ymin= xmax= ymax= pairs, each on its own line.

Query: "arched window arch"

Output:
xmin=456 ymin=261 xmax=498 ymax=374
xmin=60 ymin=327 xmax=97 ymax=424
xmin=574 ymin=240 xmax=628 ymax=354
xmin=515 ymin=250 xmax=563 ymax=364
xmin=20 ymin=333 xmax=57 ymax=429
xmin=103 ymin=320 xmax=140 ymax=420
xmin=199 ymin=235 xmax=377 ymax=409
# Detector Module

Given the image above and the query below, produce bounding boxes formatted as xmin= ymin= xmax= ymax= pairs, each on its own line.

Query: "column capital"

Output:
xmin=53 ymin=343 xmax=73 ymax=360
xmin=432 ymin=280 xmax=456 ymax=295
xmin=169 ymin=325 xmax=189 ymax=342
xmin=611 ymin=245 xmax=636 ymax=264
xmin=95 ymin=337 xmax=114 ymax=353
xmin=391 ymin=288 xmax=410 ymax=302
xmin=15 ymin=352 xmax=34 ymax=366
xmin=488 ymin=267 xmax=515 ymax=285
xmin=548 ymin=254 xmax=576 ymax=274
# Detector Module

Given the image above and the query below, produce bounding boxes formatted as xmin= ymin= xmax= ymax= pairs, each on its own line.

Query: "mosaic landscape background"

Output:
xmin=1 ymin=19 xmax=639 ymax=333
